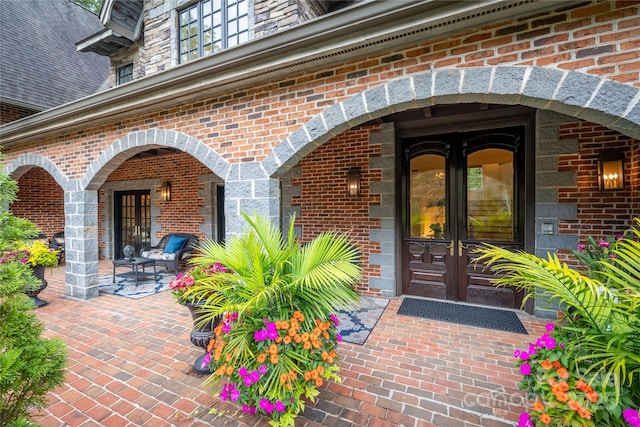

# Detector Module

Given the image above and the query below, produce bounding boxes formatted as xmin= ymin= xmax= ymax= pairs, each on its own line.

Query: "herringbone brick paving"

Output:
xmin=30 ymin=262 xmax=547 ymax=426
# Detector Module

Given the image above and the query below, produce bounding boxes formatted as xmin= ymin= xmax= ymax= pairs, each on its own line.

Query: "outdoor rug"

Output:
xmin=336 ymin=296 xmax=389 ymax=345
xmin=397 ymin=297 xmax=528 ymax=335
xmin=99 ymin=270 xmax=175 ymax=299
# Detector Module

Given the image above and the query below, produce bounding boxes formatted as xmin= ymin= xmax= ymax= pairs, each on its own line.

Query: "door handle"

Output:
xmin=444 ymin=240 xmax=455 ymax=257
xmin=458 ymin=240 xmax=469 ymax=256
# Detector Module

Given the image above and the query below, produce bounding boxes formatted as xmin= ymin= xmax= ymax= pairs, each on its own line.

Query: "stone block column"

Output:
xmin=224 ymin=162 xmax=281 ymax=237
xmin=64 ymin=182 xmax=100 ymax=299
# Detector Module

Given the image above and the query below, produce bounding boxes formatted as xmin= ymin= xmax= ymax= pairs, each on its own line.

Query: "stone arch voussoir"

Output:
xmin=263 ymin=66 xmax=640 ymax=177
xmin=5 ymin=154 xmax=70 ymax=191
xmin=82 ymin=129 xmax=231 ymax=191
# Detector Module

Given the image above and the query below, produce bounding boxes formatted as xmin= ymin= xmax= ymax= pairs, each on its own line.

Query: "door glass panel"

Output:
xmin=466 ymin=148 xmax=513 ymax=240
xmin=409 ymin=154 xmax=446 ymax=239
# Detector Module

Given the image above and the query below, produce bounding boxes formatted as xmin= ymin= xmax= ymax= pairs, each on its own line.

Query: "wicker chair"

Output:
xmin=140 ymin=233 xmax=199 ymax=273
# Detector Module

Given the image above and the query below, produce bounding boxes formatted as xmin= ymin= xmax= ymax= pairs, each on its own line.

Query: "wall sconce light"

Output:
xmin=161 ymin=181 xmax=172 ymax=201
xmin=347 ymin=167 xmax=361 ymax=197
xmin=598 ymin=152 xmax=624 ymax=191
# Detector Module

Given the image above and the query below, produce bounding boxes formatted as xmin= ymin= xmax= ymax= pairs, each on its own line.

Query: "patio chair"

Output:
xmin=140 ymin=233 xmax=199 ymax=273
xmin=49 ymin=231 xmax=65 ymax=263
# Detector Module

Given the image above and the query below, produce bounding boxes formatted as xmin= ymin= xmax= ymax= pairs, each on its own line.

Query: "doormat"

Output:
xmin=99 ymin=271 xmax=175 ymax=299
xmin=336 ymin=296 xmax=389 ymax=345
xmin=397 ymin=298 xmax=528 ymax=335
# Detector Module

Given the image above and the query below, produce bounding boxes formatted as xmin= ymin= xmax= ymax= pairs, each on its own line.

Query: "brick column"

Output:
xmin=64 ymin=183 xmax=100 ymax=299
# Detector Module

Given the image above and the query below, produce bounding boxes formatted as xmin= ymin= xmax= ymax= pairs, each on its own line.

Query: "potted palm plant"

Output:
xmin=183 ymin=212 xmax=361 ymax=426
xmin=475 ymin=219 xmax=640 ymax=427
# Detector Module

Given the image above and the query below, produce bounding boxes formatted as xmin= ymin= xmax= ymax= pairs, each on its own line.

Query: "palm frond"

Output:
xmin=475 ymin=245 xmax=614 ymax=333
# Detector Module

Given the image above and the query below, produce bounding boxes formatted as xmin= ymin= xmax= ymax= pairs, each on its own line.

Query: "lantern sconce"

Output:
xmin=598 ymin=152 xmax=624 ymax=191
xmin=347 ymin=167 xmax=361 ymax=197
xmin=160 ymin=181 xmax=172 ymax=201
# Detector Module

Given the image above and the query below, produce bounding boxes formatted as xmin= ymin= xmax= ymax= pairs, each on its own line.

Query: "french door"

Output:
xmin=402 ymin=125 xmax=526 ymax=309
xmin=114 ymin=190 xmax=151 ymax=258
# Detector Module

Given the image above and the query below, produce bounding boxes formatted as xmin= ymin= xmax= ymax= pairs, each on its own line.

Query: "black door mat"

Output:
xmin=397 ymin=298 xmax=528 ymax=335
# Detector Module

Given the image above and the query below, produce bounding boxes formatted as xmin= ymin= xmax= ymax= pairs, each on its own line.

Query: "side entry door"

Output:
xmin=114 ymin=190 xmax=151 ymax=258
xmin=402 ymin=125 xmax=526 ymax=309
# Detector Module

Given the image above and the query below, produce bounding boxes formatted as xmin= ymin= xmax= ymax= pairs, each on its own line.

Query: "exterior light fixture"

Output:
xmin=347 ymin=167 xmax=361 ymax=197
xmin=598 ymin=152 xmax=624 ymax=191
xmin=161 ymin=181 xmax=172 ymax=201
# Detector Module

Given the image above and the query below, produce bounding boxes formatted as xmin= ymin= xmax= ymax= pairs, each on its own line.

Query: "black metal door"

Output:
xmin=114 ymin=190 xmax=151 ymax=258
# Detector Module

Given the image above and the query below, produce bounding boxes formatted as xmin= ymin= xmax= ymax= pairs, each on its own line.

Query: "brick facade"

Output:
xmin=0 ymin=103 xmax=39 ymax=125
xmin=2 ymin=1 xmax=639 ymax=301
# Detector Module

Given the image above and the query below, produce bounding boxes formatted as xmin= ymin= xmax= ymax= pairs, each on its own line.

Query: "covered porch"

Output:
xmin=32 ymin=262 xmax=547 ymax=427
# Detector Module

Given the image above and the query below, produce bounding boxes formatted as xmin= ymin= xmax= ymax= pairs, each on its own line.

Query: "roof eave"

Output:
xmin=0 ymin=0 xmax=569 ymax=147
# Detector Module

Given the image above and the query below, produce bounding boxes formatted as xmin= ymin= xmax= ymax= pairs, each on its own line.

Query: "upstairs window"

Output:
xmin=179 ymin=0 xmax=250 ymax=63
xmin=117 ymin=63 xmax=134 ymax=85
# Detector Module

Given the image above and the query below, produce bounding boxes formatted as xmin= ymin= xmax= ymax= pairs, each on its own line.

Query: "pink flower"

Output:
xmin=259 ymin=398 xmax=274 ymax=414
xmin=545 ymin=323 xmax=554 ymax=332
xmin=336 ymin=334 xmax=343 ymax=342
xmin=624 ymin=409 xmax=640 ymax=427
xmin=520 ymin=363 xmax=531 ymax=376
xmin=275 ymin=400 xmax=286 ymax=412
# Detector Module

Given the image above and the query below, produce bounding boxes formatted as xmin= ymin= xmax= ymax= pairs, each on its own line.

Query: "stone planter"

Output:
xmin=185 ymin=301 xmax=221 ymax=375
xmin=27 ymin=264 xmax=48 ymax=308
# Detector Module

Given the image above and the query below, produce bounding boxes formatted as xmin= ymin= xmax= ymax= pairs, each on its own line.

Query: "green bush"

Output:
xmin=0 ymin=158 xmax=67 ymax=426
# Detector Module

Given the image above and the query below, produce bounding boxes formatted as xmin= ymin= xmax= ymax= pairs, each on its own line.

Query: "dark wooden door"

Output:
xmin=114 ymin=190 xmax=151 ymax=258
xmin=402 ymin=126 xmax=526 ymax=309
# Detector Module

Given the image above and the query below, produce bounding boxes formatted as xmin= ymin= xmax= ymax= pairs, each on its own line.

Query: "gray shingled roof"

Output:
xmin=0 ymin=0 xmax=110 ymax=110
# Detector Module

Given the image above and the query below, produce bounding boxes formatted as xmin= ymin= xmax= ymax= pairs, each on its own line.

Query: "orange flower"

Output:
xmin=547 ymin=378 xmax=557 ymax=386
xmin=312 ymin=339 xmax=322 ymax=349
xmin=317 ymin=366 xmax=325 ymax=376
xmin=270 ymin=354 xmax=279 ymax=364
xmin=552 ymin=361 xmax=561 ymax=368
xmin=321 ymin=351 xmax=329 ymax=360
xmin=540 ymin=360 xmax=553 ymax=370
xmin=315 ymin=378 xmax=324 ymax=387
xmin=554 ymin=391 xmax=569 ymax=403
xmin=206 ymin=339 xmax=215 ymax=352
xmin=310 ymin=369 xmax=319 ymax=379
xmin=586 ymin=391 xmax=599 ymax=403
xmin=275 ymin=336 xmax=283 ymax=343
xmin=303 ymin=342 xmax=311 ymax=350
xmin=577 ymin=406 xmax=592 ymax=420
xmin=533 ymin=401 xmax=545 ymax=412
xmin=283 ymin=335 xmax=292 ymax=345
xmin=279 ymin=373 xmax=288 ymax=384
xmin=281 ymin=320 xmax=290 ymax=330
xmin=539 ymin=413 xmax=552 ymax=425
xmin=557 ymin=367 xmax=569 ymax=379
xmin=288 ymin=328 xmax=297 ymax=337
xmin=293 ymin=311 xmax=304 ymax=322
xmin=225 ymin=365 xmax=234 ymax=375
xmin=289 ymin=371 xmax=297 ymax=380
xmin=304 ymin=371 xmax=312 ymax=381
xmin=225 ymin=353 xmax=233 ymax=362
xmin=293 ymin=334 xmax=302 ymax=344
xmin=568 ymin=400 xmax=580 ymax=411
xmin=326 ymin=356 xmax=334 ymax=364
xmin=269 ymin=344 xmax=278 ymax=354
xmin=558 ymin=381 xmax=569 ymax=392
xmin=575 ymin=380 xmax=588 ymax=391
xmin=301 ymin=333 xmax=310 ymax=342
xmin=256 ymin=353 xmax=267 ymax=363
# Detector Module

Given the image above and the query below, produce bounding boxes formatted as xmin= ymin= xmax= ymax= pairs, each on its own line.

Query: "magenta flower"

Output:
xmin=336 ymin=334 xmax=342 ymax=342
xmin=519 ymin=351 xmax=530 ymax=361
xmin=259 ymin=398 xmax=274 ymax=414
xmin=200 ymin=352 xmax=211 ymax=370
xmin=222 ymin=324 xmax=231 ymax=333
xmin=624 ymin=409 xmax=640 ymax=427
xmin=517 ymin=412 xmax=533 ymax=427
xmin=238 ymin=366 xmax=248 ymax=377
xmin=545 ymin=323 xmax=554 ymax=332
xmin=520 ymin=363 xmax=531 ymax=376
xmin=230 ymin=388 xmax=240 ymax=402
xmin=330 ymin=313 xmax=340 ymax=326
xmin=275 ymin=400 xmax=286 ymax=412
xmin=576 ymin=244 xmax=586 ymax=252
xmin=259 ymin=365 xmax=267 ymax=375
xmin=598 ymin=239 xmax=611 ymax=249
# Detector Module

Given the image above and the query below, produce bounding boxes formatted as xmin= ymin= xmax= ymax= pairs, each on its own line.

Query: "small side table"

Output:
xmin=112 ymin=258 xmax=158 ymax=285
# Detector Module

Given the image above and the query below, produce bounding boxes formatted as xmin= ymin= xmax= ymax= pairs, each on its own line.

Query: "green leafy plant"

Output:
xmin=185 ymin=212 xmax=361 ymax=426
xmin=0 ymin=156 xmax=67 ymax=426
xmin=169 ymin=262 xmax=229 ymax=305
xmin=19 ymin=240 xmax=59 ymax=268
xmin=475 ymin=219 xmax=640 ymax=426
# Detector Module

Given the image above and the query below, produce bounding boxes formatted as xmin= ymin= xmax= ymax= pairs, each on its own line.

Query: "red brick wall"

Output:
xmin=0 ymin=103 xmax=39 ymax=125
xmin=11 ymin=168 xmax=65 ymax=239
xmin=292 ymin=125 xmax=382 ymax=294
xmin=4 ymin=2 xmax=639 ymax=178
xmin=557 ymin=122 xmax=638 ymax=246
xmin=99 ymin=152 xmax=210 ymax=255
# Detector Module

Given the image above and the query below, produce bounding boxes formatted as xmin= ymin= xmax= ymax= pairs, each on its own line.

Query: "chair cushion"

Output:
xmin=163 ymin=236 xmax=188 ymax=253
xmin=141 ymin=248 xmax=175 ymax=261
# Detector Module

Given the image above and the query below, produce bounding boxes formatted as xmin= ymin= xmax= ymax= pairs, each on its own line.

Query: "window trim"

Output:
xmin=177 ymin=0 xmax=250 ymax=64
xmin=116 ymin=63 xmax=134 ymax=85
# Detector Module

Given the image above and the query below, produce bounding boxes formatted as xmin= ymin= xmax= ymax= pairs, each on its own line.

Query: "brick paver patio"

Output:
xmin=30 ymin=263 xmax=547 ymax=426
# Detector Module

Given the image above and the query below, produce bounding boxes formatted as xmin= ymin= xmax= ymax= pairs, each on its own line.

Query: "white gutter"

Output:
xmin=0 ymin=0 xmax=566 ymax=147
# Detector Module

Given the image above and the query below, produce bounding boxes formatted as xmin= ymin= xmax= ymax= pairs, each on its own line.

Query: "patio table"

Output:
xmin=112 ymin=257 xmax=158 ymax=285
